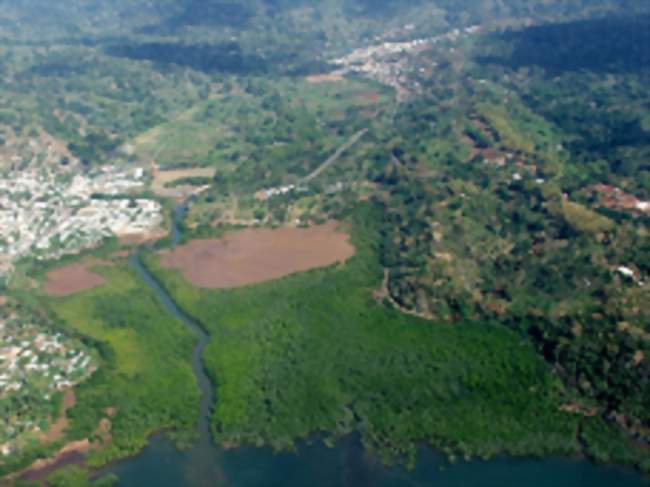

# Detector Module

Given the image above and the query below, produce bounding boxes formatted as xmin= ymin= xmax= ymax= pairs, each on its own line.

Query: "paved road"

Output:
xmin=302 ymin=129 xmax=368 ymax=182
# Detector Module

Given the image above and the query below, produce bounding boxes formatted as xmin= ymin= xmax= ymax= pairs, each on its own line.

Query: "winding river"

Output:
xmin=106 ymin=203 xmax=650 ymax=487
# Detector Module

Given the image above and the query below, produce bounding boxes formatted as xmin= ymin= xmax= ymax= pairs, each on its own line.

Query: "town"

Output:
xmin=0 ymin=163 xmax=162 ymax=281
xmin=330 ymin=25 xmax=481 ymax=100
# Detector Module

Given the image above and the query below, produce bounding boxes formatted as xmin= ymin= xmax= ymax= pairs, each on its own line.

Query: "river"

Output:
xmin=106 ymin=203 xmax=650 ymax=487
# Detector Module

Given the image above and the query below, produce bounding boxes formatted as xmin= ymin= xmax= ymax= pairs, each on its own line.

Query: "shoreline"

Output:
xmin=5 ymin=440 xmax=89 ymax=485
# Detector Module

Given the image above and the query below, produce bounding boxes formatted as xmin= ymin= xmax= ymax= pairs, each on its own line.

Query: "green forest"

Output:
xmin=376 ymin=15 xmax=650 ymax=458
xmin=144 ymin=205 xmax=583 ymax=467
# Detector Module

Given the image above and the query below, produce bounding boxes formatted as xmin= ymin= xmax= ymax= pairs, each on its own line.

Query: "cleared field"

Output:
xmin=152 ymin=167 xmax=217 ymax=188
xmin=43 ymin=262 xmax=108 ymax=296
xmin=132 ymin=99 xmax=234 ymax=167
xmin=38 ymin=390 xmax=76 ymax=444
xmin=358 ymin=91 xmax=380 ymax=102
xmin=305 ymin=73 xmax=344 ymax=83
xmin=151 ymin=167 xmax=216 ymax=199
xmin=159 ymin=221 xmax=355 ymax=288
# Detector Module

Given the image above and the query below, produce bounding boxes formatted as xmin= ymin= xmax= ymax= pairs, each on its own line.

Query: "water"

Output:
xmin=108 ymin=434 xmax=650 ymax=487
xmin=107 ymin=203 xmax=650 ymax=487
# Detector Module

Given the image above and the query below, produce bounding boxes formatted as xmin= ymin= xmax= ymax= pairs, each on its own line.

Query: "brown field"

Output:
xmin=43 ymin=261 xmax=109 ymax=296
xmin=306 ymin=73 xmax=344 ymax=83
xmin=152 ymin=167 xmax=216 ymax=189
xmin=151 ymin=167 xmax=216 ymax=200
xmin=14 ymin=448 xmax=87 ymax=485
xmin=359 ymin=91 xmax=380 ymax=103
xmin=160 ymin=221 xmax=355 ymax=288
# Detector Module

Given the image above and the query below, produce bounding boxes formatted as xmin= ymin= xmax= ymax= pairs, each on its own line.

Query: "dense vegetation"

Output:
xmin=371 ymin=15 xmax=650 ymax=468
xmin=41 ymin=263 xmax=200 ymax=465
xmin=140 ymin=9 xmax=650 ymax=474
xmin=145 ymin=204 xmax=644 ymax=470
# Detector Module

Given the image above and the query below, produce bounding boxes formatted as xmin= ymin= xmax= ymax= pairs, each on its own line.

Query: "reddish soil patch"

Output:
xmin=359 ymin=91 xmax=380 ymax=103
xmin=6 ymin=400 xmax=115 ymax=485
xmin=0 ymin=296 xmax=7 ymax=306
xmin=590 ymin=183 xmax=648 ymax=214
xmin=43 ymin=262 xmax=108 ymax=296
xmin=39 ymin=390 xmax=76 ymax=443
xmin=160 ymin=222 xmax=355 ymax=289
xmin=16 ymin=449 xmax=86 ymax=484
xmin=306 ymin=73 xmax=344 ymax=83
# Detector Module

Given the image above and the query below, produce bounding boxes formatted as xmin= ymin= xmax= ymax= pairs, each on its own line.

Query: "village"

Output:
xmin=0 ymin=163 xmax=162 ymax=281
xmin=330 ymin=25 xmax=481 ymax=100
xmin=0 ymin=309 xmax=95 ymax=458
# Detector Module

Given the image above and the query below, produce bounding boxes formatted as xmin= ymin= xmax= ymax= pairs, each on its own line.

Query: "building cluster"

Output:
xmin=590 ymin=184 xmax=650 ymax=215
xmin=0 ymin=313 xmax=95 ymax=456
xmin=330 ymin=25 xmax=480 ymax=100
xmin=0 ymin=164 xmax=161 ymax=280
xmin=255 ymin=184 xmax=297 ymax=201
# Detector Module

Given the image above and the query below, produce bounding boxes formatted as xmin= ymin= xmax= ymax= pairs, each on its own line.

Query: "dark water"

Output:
xmin=108 ymin=434 xmax=650 ymax=487
xmin=109 ymin=203 xmax=650 ymax=487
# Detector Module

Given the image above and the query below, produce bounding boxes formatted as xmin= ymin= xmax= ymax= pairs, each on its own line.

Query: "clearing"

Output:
xmin=305 ymin=73 xmax=344 ymax=83
xmin=151 ymin=166 xmax=216 ymax=199
xmin=160 ymin=222 xmax=355 ymax=288
xmin=43 ymin=261 xmax=109 ymax=296
xmin=152 ymin=167 xmax=217 ymax=188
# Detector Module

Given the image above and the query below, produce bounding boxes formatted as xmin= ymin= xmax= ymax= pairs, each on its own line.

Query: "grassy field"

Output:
xmin=289 ymin=76 xmax=391 ymax=120
xmin=133 ymin=101 xmax=229 ymax=167
xmin=145 ymin=203 xmax=582 ymax=467
xmin=42 ymin=261 xmax=200 ymax=467
xmin=133 ymin=76 xmax=389 ymax=171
